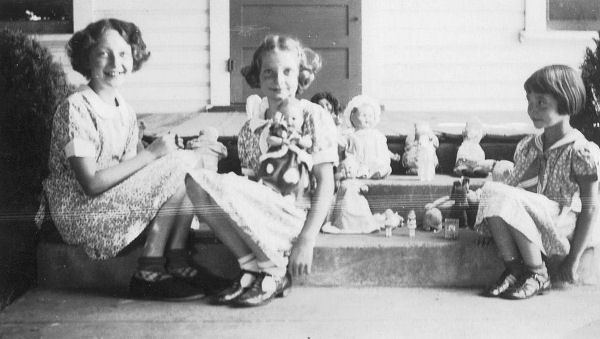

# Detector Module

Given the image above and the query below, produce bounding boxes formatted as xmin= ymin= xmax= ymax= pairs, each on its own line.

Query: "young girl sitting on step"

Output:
xmin=476 ymin=65 xmax=600 ymax=299
xmin=41 ymin=18 xmax=228 ymax=301
xmin=186 ymin=34 xmax=338 ymax=307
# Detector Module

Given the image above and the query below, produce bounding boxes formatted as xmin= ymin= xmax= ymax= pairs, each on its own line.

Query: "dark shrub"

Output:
xmin=574 ymin=31 xmax=600 ymax=146
xmin=0 ymin=29 xmax=71 ymax=310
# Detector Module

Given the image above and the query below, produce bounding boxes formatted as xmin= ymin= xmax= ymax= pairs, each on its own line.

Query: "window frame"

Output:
xmin=520 ymin=0 xmax=597 ymax=43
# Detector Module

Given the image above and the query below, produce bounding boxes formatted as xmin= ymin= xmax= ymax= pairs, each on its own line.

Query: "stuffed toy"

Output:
xmin=454 ymin=119 xmax=487 ymax=177
xmin=337 ymin=95 xmax=400 ymax=179
xmin=321 ymin=179 xmax=380 ymax=234
xmin=402 ymin=122 xmax=439 ymax=176
xmin=423 ymin=206 xmax=443 ymax=232
xmin=186 ymin=127 xmax=228 ymax=172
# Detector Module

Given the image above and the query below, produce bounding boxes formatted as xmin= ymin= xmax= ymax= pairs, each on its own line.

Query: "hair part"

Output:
xmin=67 ymin=18 xmax=151 ymax=79
xmin=241 ymin=34 xmax=322 ymax=95
xmin=524 ymin=64 xmax=586 ymax=116
xmin=310 ymin=91 xmax=342 ymax=116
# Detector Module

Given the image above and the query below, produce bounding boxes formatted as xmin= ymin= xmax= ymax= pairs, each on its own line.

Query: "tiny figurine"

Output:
xmin=423 ymin=206 xmax=443 ymax=232
xmin=454 ymin=119 xmax=487 ymax=177
xmin=402 ymin=122 xmax=439 ymax=176
xmin=337 ymin=95 xmax=401 ymax=180
xmin=406 ymin=209 xmax=417 ymax=238
xmin=444 ymin=218 xmax=459 ymax=240
xmin=382 ymin=208 xmax=403 ymax=237
xmin=322 ymin=179 xmax=380 ymax=234
xmin=187 ymin=126 xmax=228 ymax=172
xmin=258 ymin=101 xmax=313 ymax=199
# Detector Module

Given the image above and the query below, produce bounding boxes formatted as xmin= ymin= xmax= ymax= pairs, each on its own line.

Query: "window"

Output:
xmin=548 ymin=0 xmax=600 ymax=31
xmin=0 ymin=0 xmax=73 ymax=34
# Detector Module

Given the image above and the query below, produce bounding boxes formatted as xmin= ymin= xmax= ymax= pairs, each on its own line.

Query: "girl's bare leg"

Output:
xmin=487 ymin=216 xmax=521 ymax=262
xmin=509 ymin=227 xmax=544 ymax=267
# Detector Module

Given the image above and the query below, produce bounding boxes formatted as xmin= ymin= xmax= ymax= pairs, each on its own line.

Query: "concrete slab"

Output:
xmin=2 ymin=287 xmax=600 ymax=339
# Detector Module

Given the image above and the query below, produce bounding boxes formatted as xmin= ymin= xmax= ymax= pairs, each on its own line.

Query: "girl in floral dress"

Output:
xmin=42 ymin=19 xmax=228 ymax=301
xmin=476 ymin=65 xmax=600 ymax=299
xmin=186 ymin=35 xmax=338 ymax=307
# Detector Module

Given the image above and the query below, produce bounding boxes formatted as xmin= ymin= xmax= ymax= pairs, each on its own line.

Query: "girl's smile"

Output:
xmin=526 ymin=92 xmax=566 ymax=129
xmin=89 ymin=29 xmax=133 ymax=92
xmin=259 ymin=50 xmax=299 ymax=103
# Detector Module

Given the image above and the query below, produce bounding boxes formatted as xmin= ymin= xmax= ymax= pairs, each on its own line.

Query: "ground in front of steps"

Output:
xmin=1 ymin=286 xmax=599 ymax=339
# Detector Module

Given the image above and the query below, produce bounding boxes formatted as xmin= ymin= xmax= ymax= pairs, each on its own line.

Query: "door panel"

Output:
xmin=230 ymin=0 xmax=361 ymax=105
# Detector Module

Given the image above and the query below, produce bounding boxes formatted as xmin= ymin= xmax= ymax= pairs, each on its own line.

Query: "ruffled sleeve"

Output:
xmin=60 ymin=96 xmax=99 ymax=159
xmin=301 ymin=100 xmax=339 ymax=166
xmin=571 ymin=140 xmax=600 ymax=183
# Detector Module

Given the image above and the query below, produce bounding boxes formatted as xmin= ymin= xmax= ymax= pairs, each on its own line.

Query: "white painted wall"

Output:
xmin=38 ymin=0 xmax=598 ymax=116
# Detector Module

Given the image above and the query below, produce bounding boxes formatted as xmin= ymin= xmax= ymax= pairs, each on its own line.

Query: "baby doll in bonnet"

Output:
xmin=402 ymin=122 xmax=439 ymax=175
xmin=187 ymin=127 xmax=228 ymax=172
xmin=454 ymin=119 xmax=487 ymax=177
xmin=337 ymin=95 xmax=400 ymax=179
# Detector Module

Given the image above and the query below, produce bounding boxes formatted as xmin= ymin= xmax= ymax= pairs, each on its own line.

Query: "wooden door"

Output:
xmin=230 ymin=0 xmax=361 ymax=105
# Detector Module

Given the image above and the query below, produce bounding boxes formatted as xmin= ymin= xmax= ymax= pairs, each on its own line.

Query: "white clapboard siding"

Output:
xmin=374 ymin=0 xmax=596 ymax=114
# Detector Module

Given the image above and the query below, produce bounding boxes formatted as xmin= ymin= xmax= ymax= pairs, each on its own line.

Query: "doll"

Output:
xmin=454 ymin=119 xmax=487 ymax=177
xmin=322 ymin=180 xmax=380 ymax=234
xmin=406 ymin=210 xmax=417 ymax=238
xmin=337 ymin=95 xmax=400 ymax=179
xmin=258 ymin=102 xmax=312 ymax=199
xmin=423 ymin=206 xmax=443 ymax=232
xmin=402 ymin=122 xmax=439 ymax=176
xmin=383 ymin=209 xmax=403 ymax=237
xmin=186 ymin=127 xmax=228 ymax=172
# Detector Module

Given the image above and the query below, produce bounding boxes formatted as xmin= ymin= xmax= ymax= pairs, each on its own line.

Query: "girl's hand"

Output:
xmin=288 ymin=237 xmax=315 ymax=276
xmin=146 ymin=133 xmax=178 ymax=159
xmin=557 ymin=256 xmax=579 ymax=283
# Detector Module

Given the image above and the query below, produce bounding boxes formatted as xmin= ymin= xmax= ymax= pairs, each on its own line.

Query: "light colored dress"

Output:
xmin=186 ymin=99 xmax=338 ymax=267
xmin=43 ymin=86 xmax=199 ymax=259
xmin=475 ymin=129 xmax=600 ymax=257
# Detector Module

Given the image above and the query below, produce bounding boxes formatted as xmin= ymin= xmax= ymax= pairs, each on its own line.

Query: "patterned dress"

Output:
xmin=43 ymin=86 xmax=199 ymax=259
xmin=475 ymin=129 xmax=600 ymax=257
xmin=186 ymin=99 xmax=338 ymax=267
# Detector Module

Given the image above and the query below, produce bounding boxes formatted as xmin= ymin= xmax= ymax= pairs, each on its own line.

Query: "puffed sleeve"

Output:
xmin=122 ymin=104 xmax=139 ymax=160
xmin=571 ymin=140 xmax=600 ymax=182
xmin=59 ymin=97 xmax=99 ymax=159
xmin=302 ymin=101 xmax=339 ymax=166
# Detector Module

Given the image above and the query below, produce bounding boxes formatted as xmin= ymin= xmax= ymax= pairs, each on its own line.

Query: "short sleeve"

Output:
xmin=571 ymin=141 xmax=600 ymax=182
xmin=302 ymin=101 xmax=339 ymax=165
xmin=512 ymin=135 xmax=534 ymax=164
xmin=57 ymin=98 xmax=98 ymax=158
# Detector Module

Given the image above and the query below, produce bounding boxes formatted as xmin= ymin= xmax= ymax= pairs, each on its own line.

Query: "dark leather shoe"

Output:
xmin=233 ymin=272 xmax=292 ymax=307
xmin=501 ymin=271 xmax=551 ymax=300
xmin=129 ymin=274 xmax=205 ymax=302
xmin=482 ymin=269 xmax=519 ymax=297
xmin=211 ymin=270 xmax=258 ymax=305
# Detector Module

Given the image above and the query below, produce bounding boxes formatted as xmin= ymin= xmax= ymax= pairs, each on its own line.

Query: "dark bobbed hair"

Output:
xmin=524 ymin=64 xmax=586 ymax=116
xmin=67 ymin=18 xmax=151 ymax=79
xmin=241 ymin=34 xmax=322 ymax=95
xmin=310 ymin=91 xmax=342 ymax=116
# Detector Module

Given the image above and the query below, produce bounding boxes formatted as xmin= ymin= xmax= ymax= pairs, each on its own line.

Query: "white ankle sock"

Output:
xmin=258 ymin=261 xmax=286 ymax=278
xmin=238 ymin=254 xmax=258 ymax=272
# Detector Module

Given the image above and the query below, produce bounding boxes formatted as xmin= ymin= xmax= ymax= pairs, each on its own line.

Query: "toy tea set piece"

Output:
xmin=454 ymin=119 xmax=487 ymax=177
xmin=402 ymin=121 xmax=439 ymax=179
xmin=337 ymin=95 xmax=401 ymax=180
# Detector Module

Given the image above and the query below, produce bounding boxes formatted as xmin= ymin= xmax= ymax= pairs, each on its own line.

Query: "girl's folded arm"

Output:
xmin=69 ymin=149 xmax=156 ymax=196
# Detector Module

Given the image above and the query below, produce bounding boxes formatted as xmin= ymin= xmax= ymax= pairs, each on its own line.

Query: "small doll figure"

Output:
xmin=323 ymin=180 xmax=379 ymax=234
xmin=258 ymin=101 xmax=313 ymax=199
xmin=311 ymin=92 xmax=342 ymax=127
xmin=454 ymin=119 xmax=487 ymax=177
xmin=338 ymin=95 xmax=400 ymax=179
xmin=406 ymin=210 xmax=417 ymax=238
xmin=402 ymin=122 xmax=439 ymax=176
xmin=383 ymin=209 xmax=403 ymax=237
xmin=187 ymin=126 xmax=228 ymax=172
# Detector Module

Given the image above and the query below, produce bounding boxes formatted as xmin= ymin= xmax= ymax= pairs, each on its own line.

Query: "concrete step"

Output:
xmin=36 ymin=174 xmax=600 ymax=294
